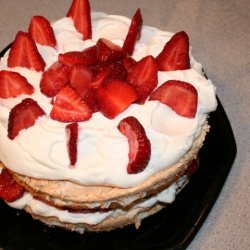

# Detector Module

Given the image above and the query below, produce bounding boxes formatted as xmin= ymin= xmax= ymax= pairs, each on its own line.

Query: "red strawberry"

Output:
xmin=66 ymin=0 xmax=92 ymax=40
xmin=96 ymin=38 xmax=125 ymax=62
xmin=8 ymin=98 xmax=45 ymax=139
xmin=122 ymin=9 xmax=143 ymax=56
xmin=59 ymin=46 xmax=97 ymax=67
xmin=96 ymin=80 xmax=138 ymax=119
xmin=82 ymin=88 xmax=99 ymax=113
xmin=50 ymin=85 xmax=92 ymax=122
xmin=186 ymin=155 xmax=200 ymax=175
xmin=0 ymin=168 xmax=25 ymax=202
xmin=121 ymin=56 xmax=136 ymax=73
xmin=66 ymin=122 xmax=78 ymax=167
xmin=118 ymin=116 xmax=151 ymax=174
xmin=28 ymin=16 xmax=57 ymax=48
xmin=156 ymin=31 xmax=190 ymax=71
xmin=69 ymin=63 xmax=93 ymax=98
xmin=40 ymin=62 xmax=69 ymax=97
xmin=127 ymin=55 xmax=158 ymax=103
xmin=7 ymin=31 xmax=46 ymax=72
xmin=149 ymin=80 xmax=198 ymax=118
xmin=0 ymin=70 xmax=34 ymax=98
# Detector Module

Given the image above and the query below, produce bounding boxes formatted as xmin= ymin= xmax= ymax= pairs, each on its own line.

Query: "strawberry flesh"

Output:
xmin=186 ymin=156 xmax=200 ymax=175
xmin=7 ymin=31 xmax=46 ymax=72
xmin=66 ymin=0 xmax=92 ymax=40
xmin=8 ymin=98 xmax=45 ymax=139
xmin=0 ymin=168 xmax=25 ymax=202
xmin=118 ymin=116 xmax=151 ymax=174
xmin=149 ymin=80 xmax=198 ymax=118
xmin=156 ymin=31 xmax=190 ymax=71
xmin=0 ymin=70 xmax=34 ymax=98
xmin=123 ymin=9 xmax=143 ymax=55
xmin=28 ymin=16 xmax=57 ymax=48
xmin=127 ymin=55 xmax=158 ymax=103
xmin=66 ymin=122 xmax=78 ymax=167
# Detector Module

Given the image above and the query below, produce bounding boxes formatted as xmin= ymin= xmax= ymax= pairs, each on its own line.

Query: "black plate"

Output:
xmin=0 ymin=46 xmax=236 ymax=250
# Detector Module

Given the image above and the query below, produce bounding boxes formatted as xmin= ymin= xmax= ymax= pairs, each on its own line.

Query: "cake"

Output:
xmin=0 ymin=0 xmax=217 ymax=233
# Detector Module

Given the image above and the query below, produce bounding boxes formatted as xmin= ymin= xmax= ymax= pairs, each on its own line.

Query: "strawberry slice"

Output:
xmin=0 ymin=168 xmax=25 ymax=202
xmin=66 ymin=0 xmax=92 ymax=40
xmin=59 ymin=46 xmax=97 ymax=67
xmin=96 ymin=38 xmax=125 ymax=62
xmin=8 ymin=98 xmax=45 ymax=139
xmin=156 ymin=31 xmax=190 ymax=71
xmin=118 ymin=116 xmax=151 ymax=174
xmin=186 ymin=155 xmax=200 ymax=175
xmin=127 ymin=55 xmax=158 ymax=103
xmin=7 ymin=31 xmax=46 ymax=72
xmin=69 ymin=63 xmax=93 ymax=98
xmin=149 ymin=80 xmax=198 ymax=118
xmin=0 ymin=70 xmax=34 ymax=98
xmin=122 ymin=9 xmax=143 ymax=55
xmin=50 ymin=85 xmax=92 ymax=122
xmin=40 ymin=62 xmax=69 ymax=97
xmin=28 ymin=16 xmax=57 ymax=48
xmin=66 ymin=122 xmax=78 ymax=167
xmin=96 ymin=79 xmax=138 ymax=119
xmin=121 ymin=56 xmax=136 ymax=73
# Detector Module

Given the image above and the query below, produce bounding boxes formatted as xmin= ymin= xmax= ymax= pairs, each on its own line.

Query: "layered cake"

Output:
xmin=0 ymin=0 xmax=217 ymax=233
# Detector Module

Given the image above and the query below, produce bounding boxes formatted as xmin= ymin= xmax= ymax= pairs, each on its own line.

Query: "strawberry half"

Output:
xmin=96 ymin=80 xmax=138 ymax=119
xmin=0 ymin=168 xmax=25 ymax=202
xmin=59 ymin=46 xmax=97 ymax=67
xmin=7 ymin=31 xmax=46 ymax=72
xmin=118 ymin=116 xmax=151 ymax=174
xmin=66 ymin=0 xmax=92 ymax=40
xmin=0 ymin=70 xmax=34 ymax=98
xmin=8 ymin=98 xmax=45 ymax=139
xmin=122 ymin=8 xmax=143 ymax=55
xmin=149 ymin=80 xmax=198 ymax=118
xmin=50 ymin=85 xmax=92 ymax=122
xmin=156 ymin=31 xmax=190 ymax=71
xmin=66 ymin=122 xmax=78 ymax=167
xmin=28 ymin=16 xmax=57 ymax=48
xmin=127 ymin=55 xmax=158 ymax=103
xmin=40 ymin=62 xmax=69 ymax=97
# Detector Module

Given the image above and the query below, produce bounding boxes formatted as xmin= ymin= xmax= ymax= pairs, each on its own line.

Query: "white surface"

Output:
xmin=0 ymin=0 xmax=249 ymax=249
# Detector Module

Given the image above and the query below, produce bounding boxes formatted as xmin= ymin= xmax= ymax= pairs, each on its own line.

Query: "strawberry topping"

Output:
xmin=118 ymin=116 xmax=151 ymax=174
xmin=66 ymin=0 xmax=92 ymax=40
xmin=150 ymin=80 xmax=198 ymax=118
xmin=8 ymin=98 xmax=45 ymax=139
xmin=122 ymin=9 xmax=143 ymax=55
xmin=50 ymin=85 xmax=92 ymax=122
xmin=0 ymin=168 xmax=25 ymax=202
xmin=127 ymin=55 xmax=158 ymax=103
xmin=66 ymin=122 xmax=78 ymax=167
xmin=156 ymin=31 xmax=190 ymax=71
xmin=28 ymin=16 xmax=57 ymax=48
xmin=7 ymin=31 xmax=46 ymax=72
xmin=186 ymin=155 xmax=200 ymax=175
xmin=0 ymin=70 xmax=34 ymax=98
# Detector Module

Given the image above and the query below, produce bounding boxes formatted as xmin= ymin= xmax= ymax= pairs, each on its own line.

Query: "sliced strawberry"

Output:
xmin=127 ymin=55 xmax=158 ymax=103
xmin=66 ymin=122 xmax=78 ymax=167
xmin=96 ymin=38 xmax=125 ymax=62
xmin=59 ymin=46 xmax=97 ymax=67
xmin=122 ymin=9 xmax=143 ymax=55
xmin=121 ymin=56 xmax=136 ymax=73
xmin=82 ymin=88 xmax=99 ymax=113
xmin=118 ymin=116 xmax=151 ymax=174
xmin=0 ymin=70 xmax=34 ymax=98
xmin=149 ymin=80 xmax=198 ymax=118
xmin=69 ymin=63 xmax=93 ymax=98
xmin=28 ymin=16 xmax=57 ymax=48
xmin=66 ymin=0 xmax=92 ymax=40
xmin=50 ymin=85 xmax=92 ymax=122
xmin=96 ymin=80 xmax=138 ymax=119
xmin=7 ymin=31 xmax=46 ymax=72
xmin=0 ymin=168 xmax=25 ymax=202
xmin=186 ymin=155 xmax=200 ymax=175
xmin=8 ymin=98 xmax=45 ymax=139
xmin=156 ymin=31 xmax=190 ymax=71
xmin=40 ymin=62 xmax=69 ymax=97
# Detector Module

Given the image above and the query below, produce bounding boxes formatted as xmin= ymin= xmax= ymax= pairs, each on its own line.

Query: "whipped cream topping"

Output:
xmin=0 ymin=12 xmax=217 ymax=188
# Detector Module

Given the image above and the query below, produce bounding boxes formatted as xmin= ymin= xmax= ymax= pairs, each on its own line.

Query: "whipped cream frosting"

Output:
xmin=0 ymin=12 xmax=217 ymax=188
